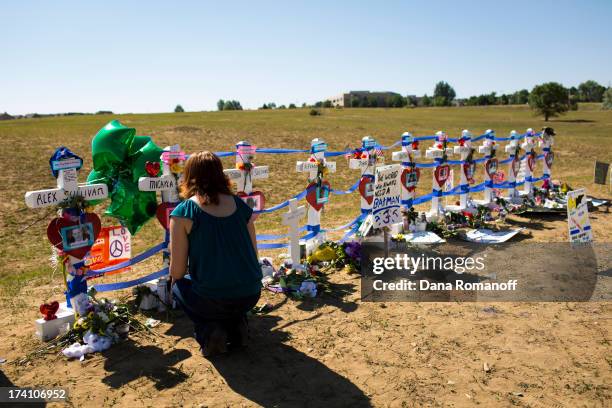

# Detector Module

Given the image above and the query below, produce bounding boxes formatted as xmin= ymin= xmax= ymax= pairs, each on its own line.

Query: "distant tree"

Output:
xmin=278 ymin=105 xmax=286 ymax=109
xmin=511 ymin=89 xmax=530 ymax=104
xmin=309 ymin=108 xmax=321 ymax=116
xmin=406 ymin=95 xmax=418 ymax=107
xmin=95 ymin=110 xmax=113 ymax=115
xmin=420 ymin=94 xmax=432 ymax=107
xmin=289 ymin=103 xmax=297 ymax=109
xmin=388 ymin=95 xmax=406 ymax=108
xmin=301 ymin=102 xmax=307 ymax=108
xmin=174 ymin=104 xmax=184 ymax=113
xmin=267 ymin=102 xmax=277 ymax=109
xmin=220 ymin=100 xmax=242 ymax=110
xmin=367 ymin=95 xmax=379 ymax=107
xmin=499 ymin=94 xmax=509 ymax=105
xmin=217 ymin=99 xmax=225 ymax=111
xmin=603 ymin=88 xmax=612 ymax=110
xmin=322 ymin=100 xmax=333 ymax=108
xmin=314 ymin=101 xmax=323 ymax=108
xmin=578 ymin=80 xmax=606 ymax=102
xmin=433 ymin=81 xmax=456 ymax=106
xmin=260 ymin=104 xmax=269 ymax=109
xmin=529 ymin=82 xmax=570 ymax=121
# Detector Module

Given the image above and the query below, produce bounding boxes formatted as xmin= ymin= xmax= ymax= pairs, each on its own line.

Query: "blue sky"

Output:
xmin=2 ymin=0 xmax=611 ymax=114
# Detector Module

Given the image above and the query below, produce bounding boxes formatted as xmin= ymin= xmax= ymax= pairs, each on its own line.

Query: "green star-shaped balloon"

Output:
xmin=86 ymin=120 xmax=163 ymax=235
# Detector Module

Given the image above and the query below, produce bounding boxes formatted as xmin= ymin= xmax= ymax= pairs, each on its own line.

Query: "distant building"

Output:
xmin=327 ymin=91 xmax=403 ymax=107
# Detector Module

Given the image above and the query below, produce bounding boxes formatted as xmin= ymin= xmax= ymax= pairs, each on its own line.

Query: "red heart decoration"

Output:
xmin=46 ymin=213 xmax=102 ymax=259
xmin=40 ymin=301 xmax=60 ymax=321
xmin=511 ymin=157 xmax=521 ymax=177
xmin=527 ymin=155 xmax=536 ymax=172
xmin=156 ymin=202 xmax=177 ymax=230
xmin=485 ymin=158 xmax=499 ymax=179
xmin=462 ymin=162 xmax=476 ymax=184
xmin=145 ymin=161 xmax=160 ymax=177
xmin=434 ymin=164 xmax=451 ymax=188
xmin=545 ymin=152 xmax=554 ymax=168
xmin=400 ymin=167 xmax=420 ymax=192
xmin=358 ymin=175 xmax=375 ymax=204
xmin=306 ymin=181 xmax=331 ymax=211
xmin=237 ymin=191 xmax=265 ymax=212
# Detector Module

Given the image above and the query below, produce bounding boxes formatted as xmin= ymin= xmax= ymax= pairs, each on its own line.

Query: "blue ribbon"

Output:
xmin=85 ymin=242 xmax=167 ymax=277
xmin=93 ymin=267 xmax=169 ymax=292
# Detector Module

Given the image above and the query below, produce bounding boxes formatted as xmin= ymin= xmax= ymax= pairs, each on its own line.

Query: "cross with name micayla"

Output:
xmin=25 ymin=156 xmax=108 ymax=209
xmin=224 ymin=141 xmax=269 ymax=194
xmin=138 ymin=144 xmax=184 ymax=202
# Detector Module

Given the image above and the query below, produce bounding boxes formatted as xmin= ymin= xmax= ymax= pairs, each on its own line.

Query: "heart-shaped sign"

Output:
xmin=485 ymin=158 xmax=498 ymax=179
xmin=400 ymin=167 xmax=420 ymax=192
xmin=358 ymin=175 xmax=375 ymax=204
xmin=434 ymin=164 xmax=451 ymax=188
xmin=462 ymin=162 xmax=476 ymax=184
xmin=511 ymin=157 xmax=521 ymax=177
xmin=40 ymin=301 xmax=59 ymax=321
xmin=545 ymin=152 xmax=554 ymax=168
xmin=156 ymin=202 xmax=177 ymax=230
xmin=145 ymin=161 xmax=160 ymax=177
xmin=527 ymin=154 xmax=536 ymax=172
xmin=47 ymin=213 xmax=102 ymax=259
xmin=306 ymin=181 xmax=331 ymax=211
xmin=238 ymin=191 xmax=265 ymax=212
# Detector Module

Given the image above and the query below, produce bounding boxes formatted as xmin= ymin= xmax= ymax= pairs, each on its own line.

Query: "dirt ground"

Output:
xmin=1 ymin=209 xmax=610 ymax=408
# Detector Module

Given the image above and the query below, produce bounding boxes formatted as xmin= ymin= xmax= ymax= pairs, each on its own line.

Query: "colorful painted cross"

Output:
xmin=503 ymin=130 xmax=522 ymax=201
xmin=391 ymin=132 xmax=421 ymax=208
xmin=476 ymin=129 xmax=498 ymax=205
xmin=349 ymin=136 xmax=384 ymax=215
xmin=520 ymin=128 xmax=538 ymax=197
xmin=296 ymin=138 xmax=336 ymax=245
xmin=449 ymin=129 xmax=475 ymax=211
xmin=281 ymin=198 xmax=307 ymax=268
xmin=424 ymin=131 xmax=454 ymax=219
xmin=539 ymin=127 xmax=555 ymax=181
xmin=25 ymin=157 xmax=108 ymax=209
xmin=224 ymin=141 xmax=269 ymax=210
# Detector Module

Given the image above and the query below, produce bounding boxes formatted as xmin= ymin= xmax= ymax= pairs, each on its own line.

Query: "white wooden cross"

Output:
xmin=476 ymin=129 xmax=498 ymax=204
xmin=296 ymin=138 xmax=336 ymax=243
xmin=137 ymin=144 xmax=184 ymax=203
xmin=281 ymin=199 xmax=306 ymax=267
xmin=504 ymin=130 xmax=522 ymax=201
xmin=25 ymin=156 xmax=108 ymax=209
xmin=349 ymin=136 xmax=384 ymax=214
xmin=391 ymin=132 xmax=421 ymax=208
xmin=425 ymin=131 xmax=454 ymax=219
xmin=539 ymin=127 xmax=555 ymax=181
xmin=520 ymin=128 xmax=538 ymax=197
xmin=224 ymin=141 xmax=269 ymax=195
xmin=448 ymin=129 xmax=475 ymax=210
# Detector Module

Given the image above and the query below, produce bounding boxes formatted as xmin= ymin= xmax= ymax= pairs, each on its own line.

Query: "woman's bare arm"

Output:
xmin=247 ymin=217 xmax=259 ymax=260
xmin=169 ymin=217 xmax=192 ymax=281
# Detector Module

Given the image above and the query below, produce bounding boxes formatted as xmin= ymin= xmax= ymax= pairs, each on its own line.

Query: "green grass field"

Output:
xmin=1 ymin=104 xmax=611 ymax=294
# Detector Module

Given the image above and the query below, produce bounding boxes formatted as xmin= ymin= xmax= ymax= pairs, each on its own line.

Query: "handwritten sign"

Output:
xmin=372 ymin=164 xmax=402 ymax=229
xmin=86 ymin=226 xmax=132 ymax=277
xmin=567 ymin=189 xmax=593 ymax=243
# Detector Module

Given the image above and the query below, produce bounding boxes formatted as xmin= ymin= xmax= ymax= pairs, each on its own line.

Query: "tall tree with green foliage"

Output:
xmin=578 ymin=80 xmax=606 ymax=102
xmin=217 ymin=99 xmax=225 ymax=111
xmin=603 ymin=88 xmax=612 ymax=110
xmin=223 ymin=100 xmax=243 ymax=110
xmin=420 ymin=94 xmax=432 ymax=107
xmin=528 ymin=82 xmax=570 ymax=121
xmin=433 ymin=81 xmax=456 ymax=106
xmin=174 ymin=104 xmax=184 ymax=113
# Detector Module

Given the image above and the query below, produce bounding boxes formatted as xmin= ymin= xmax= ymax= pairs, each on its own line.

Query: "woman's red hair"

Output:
xmin=179 ymin=151 xmax=232 ymax=205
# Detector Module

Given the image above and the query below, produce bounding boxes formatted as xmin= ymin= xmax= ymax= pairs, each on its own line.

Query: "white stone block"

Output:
xmin=34 ymin=302 xmax=75 ymax=342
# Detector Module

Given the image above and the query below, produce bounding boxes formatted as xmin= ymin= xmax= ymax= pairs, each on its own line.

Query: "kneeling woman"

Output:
xmin=169 ymin=151 xmax=262 ymax=356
